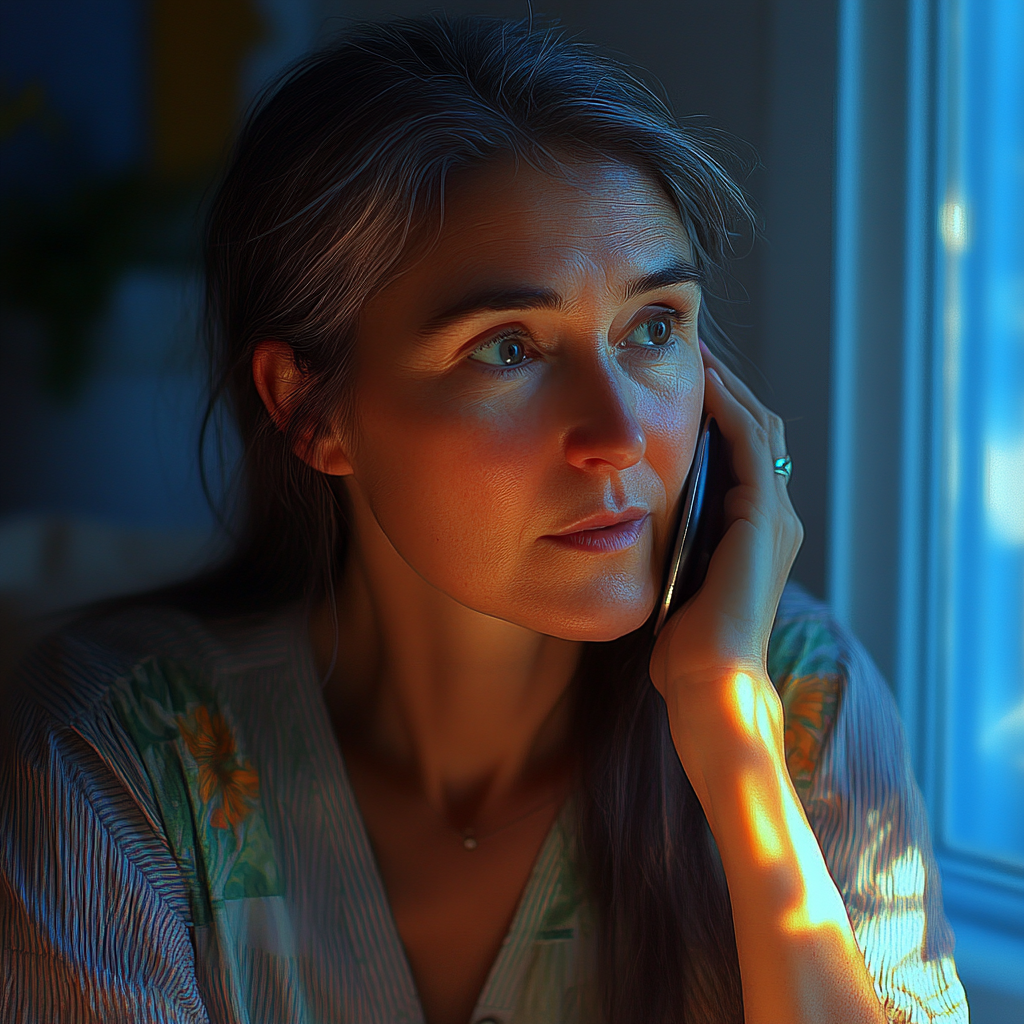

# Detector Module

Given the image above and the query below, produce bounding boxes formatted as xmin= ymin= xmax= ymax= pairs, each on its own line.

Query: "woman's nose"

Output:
xmin=561 ymin=354 xmax=646 ymax=472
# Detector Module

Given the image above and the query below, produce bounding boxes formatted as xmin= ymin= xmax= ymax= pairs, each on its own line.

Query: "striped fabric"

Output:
xmin=0 ymin=582 xmax=968 ymax=1023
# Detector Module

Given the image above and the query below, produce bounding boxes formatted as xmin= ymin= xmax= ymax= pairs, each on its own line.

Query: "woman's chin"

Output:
xmin=443 ymin=572 xmax=658 ymax=642
xmin=522 ymin=593 xmax=656 ymax=643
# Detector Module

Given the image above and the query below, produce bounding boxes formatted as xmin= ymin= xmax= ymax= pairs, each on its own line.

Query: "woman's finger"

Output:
xmin=697 ymin=339 xmax=764 ymax=413
xmin=699 ymin=339 xmax=782 ymax=440
xmin=700 ymin=340 xmax=791 ymax=480
xmin=704 ymin=367 xmax=801 ymax=544
xmin=702 ymin=364 xmax=778 ymax=495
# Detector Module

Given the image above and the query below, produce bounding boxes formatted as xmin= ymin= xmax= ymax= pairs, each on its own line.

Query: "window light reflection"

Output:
xmin=940 ymin=199 xmax=969 ymax=252
xmin=985 ymin=438 xmax=1024 ymax=544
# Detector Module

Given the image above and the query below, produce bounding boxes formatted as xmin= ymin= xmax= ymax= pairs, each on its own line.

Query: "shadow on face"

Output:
xmin=339 ymin=156 xmax=707 ymax=642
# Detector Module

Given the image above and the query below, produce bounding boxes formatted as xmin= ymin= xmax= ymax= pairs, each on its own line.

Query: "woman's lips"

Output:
xmin=545 ymin=513 xmax=650 ymax=552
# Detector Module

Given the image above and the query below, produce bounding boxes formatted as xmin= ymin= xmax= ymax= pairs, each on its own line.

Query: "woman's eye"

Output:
xmin=626 ymin=314 xmax=677 ymax=348
xmin=469 ymin=333 xmax=531 ymax=368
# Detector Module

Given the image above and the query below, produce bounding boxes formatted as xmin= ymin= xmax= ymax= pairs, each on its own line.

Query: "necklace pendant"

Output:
xmin=462 ymin=833 xmax=478 ymax=850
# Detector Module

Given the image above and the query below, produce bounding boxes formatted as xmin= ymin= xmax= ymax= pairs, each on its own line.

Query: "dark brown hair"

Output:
xmin=195 ymin=14 xmax=751 ymax=1021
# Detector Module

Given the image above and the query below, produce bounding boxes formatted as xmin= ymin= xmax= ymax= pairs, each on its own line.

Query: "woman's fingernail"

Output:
xmin=708 ymin=366 xmax=723 ymax=384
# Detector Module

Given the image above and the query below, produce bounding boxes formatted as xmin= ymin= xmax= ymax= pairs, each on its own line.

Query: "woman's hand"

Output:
xmin=649 ymin=339 xmax=804 ymax=807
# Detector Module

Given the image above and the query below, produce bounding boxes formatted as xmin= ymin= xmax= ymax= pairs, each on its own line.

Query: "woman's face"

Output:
xmin=342 ymin=156 xmax=705 ymax=641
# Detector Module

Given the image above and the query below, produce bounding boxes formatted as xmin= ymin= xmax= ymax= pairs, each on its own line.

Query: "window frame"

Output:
xmin=830 ymin=0 xmax=1024 ymax=1008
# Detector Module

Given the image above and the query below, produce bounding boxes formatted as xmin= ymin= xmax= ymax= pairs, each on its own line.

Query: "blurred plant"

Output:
xmin=0 ymin=171 xmax=205 ymax=398
xmin=0 ymin=79 xmax=206 ymax=399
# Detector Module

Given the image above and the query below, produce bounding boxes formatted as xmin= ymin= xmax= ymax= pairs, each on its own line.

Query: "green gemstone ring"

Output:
xmin=773 ymin=455 xmax=793 ymax=484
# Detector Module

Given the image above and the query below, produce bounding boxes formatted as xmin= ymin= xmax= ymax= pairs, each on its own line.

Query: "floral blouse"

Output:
xmin=0 ymin=582 xmax=968 ymax=1022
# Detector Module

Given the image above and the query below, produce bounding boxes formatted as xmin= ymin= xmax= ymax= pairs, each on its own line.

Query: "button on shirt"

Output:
xmin=0 ymin=583 xmax=968 ymax=1022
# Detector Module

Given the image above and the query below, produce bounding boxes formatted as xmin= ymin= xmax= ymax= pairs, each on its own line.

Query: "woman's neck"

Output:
xmin=310 ymin=495 xmax=582 ymax=822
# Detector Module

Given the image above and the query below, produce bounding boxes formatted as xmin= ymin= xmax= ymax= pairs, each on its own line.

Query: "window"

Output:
xmin=831 ymin=0 xmax=1024 ymax=1016
xmin=934 ymin=0 xmax=1024 ymax=889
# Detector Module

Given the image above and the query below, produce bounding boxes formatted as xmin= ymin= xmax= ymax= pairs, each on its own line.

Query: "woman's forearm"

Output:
xmin=669 ymin=671 xmax=886 ymax=1024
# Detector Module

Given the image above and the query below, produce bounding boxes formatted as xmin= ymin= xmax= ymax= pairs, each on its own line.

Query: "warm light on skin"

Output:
xmin=733 ymin=671 xmax=759 ymax=732
xmin=656 ymin=661 xmax=885 ymax=1021
xmin=777 ymin=782 xmax=852 ymax=933
xmin=740 ymin=764 xmax=851 ymax=932
xmin=721 ymin=674 xmax=856 ymax=933
xmin=709 ymin=707 xmax=884 ymax=1022
xmin=729 ymin=670 xmax=782 ymax=737
xmin=257 ymin=157 xmax=710 ymax=809
xmin=335 ymin=156 xmax=706 ymax=642
xmin=744 ymin=778 xmax=787 ymax=863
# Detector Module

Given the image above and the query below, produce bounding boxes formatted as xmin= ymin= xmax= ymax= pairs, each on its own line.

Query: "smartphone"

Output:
xmin=653 ymin=414 xmax=732 ymax=635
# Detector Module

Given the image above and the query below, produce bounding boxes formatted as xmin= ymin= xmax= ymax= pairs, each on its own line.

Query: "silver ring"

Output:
xmin=773 ymin=455 xmax=792 ymax=484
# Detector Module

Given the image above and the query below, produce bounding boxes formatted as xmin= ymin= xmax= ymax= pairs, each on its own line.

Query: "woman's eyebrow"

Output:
xmin=621 ymin=260 xmax=704 ymax=302
xmin=419 ymin=286 xmax=561 ymax=338
xmin=417 ymin=260 xmax=702 ymax=340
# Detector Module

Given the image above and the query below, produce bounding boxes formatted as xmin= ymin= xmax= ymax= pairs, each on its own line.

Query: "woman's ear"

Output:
xmin=251 ymin=339 xmax=354 ymax=476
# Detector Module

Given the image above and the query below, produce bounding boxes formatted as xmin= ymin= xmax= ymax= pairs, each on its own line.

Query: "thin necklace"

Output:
xmin=452 ymin=794 xmax=562 ymax=850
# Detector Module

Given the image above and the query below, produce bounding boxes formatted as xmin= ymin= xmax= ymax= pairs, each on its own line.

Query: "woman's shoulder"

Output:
xmin=769 ymin=579 xmax=915 ymax=804
xmin=770 ymin=578 xmax=899 ymax=726
xmin=0 ymin=604 xmax=303 ymax=1015
xmin=770 ymin=579 xmax=843 ymax=676
xmin=768 ymin=580 xmax=863 ymax=801
xmin=1 ymin=602 xmax=306 ymax=911
xmin=3 ymin=601 xmax=304 ymax=738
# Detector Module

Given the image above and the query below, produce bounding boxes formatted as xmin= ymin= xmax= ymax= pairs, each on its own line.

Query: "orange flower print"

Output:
xmin=782 ymin=674 xmax=841 ymax=795
xmin=178 ymin=706 xmax=260 ymax=830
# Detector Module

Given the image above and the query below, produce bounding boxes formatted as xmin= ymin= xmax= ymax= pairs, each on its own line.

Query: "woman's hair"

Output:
xmin=192 ymin=14 xmax=753 ymax=1021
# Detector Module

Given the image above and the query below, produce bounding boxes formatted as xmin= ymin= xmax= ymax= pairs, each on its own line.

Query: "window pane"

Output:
xmin=940 ymin=0 xmax=1024 ymax=869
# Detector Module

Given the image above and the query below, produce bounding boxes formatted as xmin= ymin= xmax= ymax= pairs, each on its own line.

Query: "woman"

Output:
xmin=0 ymin=15 xmax=968 ymax=1024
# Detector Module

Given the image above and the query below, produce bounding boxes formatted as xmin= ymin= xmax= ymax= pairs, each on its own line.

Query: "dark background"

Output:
xmin=0 ymin=0 xmax=837 ymax=612
xmin=8 ymin=7 xmax=1021 ymax=1020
